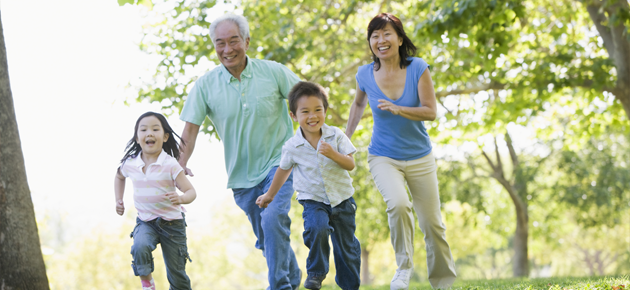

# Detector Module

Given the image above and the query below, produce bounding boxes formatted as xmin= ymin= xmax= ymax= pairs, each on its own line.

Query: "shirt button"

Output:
xmin=243 ymin=104 xmax=247 ymax=107
xmin=242 ymin=93 xmax=245 ymax=96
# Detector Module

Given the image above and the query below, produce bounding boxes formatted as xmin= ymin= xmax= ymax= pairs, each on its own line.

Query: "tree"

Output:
xmin=123 ymin=0 xmax=629 ymax=278
xmin=0 ymin=12 xmax=50 ymax=289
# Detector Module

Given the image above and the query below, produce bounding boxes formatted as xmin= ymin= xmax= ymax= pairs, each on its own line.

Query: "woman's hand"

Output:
xmin=377 ymin=99 xmax=402 ymax=115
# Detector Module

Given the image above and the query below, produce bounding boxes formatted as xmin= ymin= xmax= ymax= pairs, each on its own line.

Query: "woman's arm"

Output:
xmin=345 ymin=79 xmax=369 ymax=139
xmin=376 ymin=69 xmax=437 ymax=121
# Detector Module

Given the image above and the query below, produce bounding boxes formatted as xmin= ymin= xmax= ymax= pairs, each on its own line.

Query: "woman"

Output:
xmin=345 ymin=13 xmax=457 ymax=290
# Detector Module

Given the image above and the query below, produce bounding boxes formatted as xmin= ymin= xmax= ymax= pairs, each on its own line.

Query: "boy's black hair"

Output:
xmin=288 ymin=81 xmax=329 ymax=115
xmin=367 ymin=13 xmax=417 ymax=71
xmin=120 ymin=112 xmax=184 ymax=164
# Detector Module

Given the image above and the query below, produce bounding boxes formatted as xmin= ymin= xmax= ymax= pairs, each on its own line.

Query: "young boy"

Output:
xmin=256 ymin=81 xmax=361 ymax=290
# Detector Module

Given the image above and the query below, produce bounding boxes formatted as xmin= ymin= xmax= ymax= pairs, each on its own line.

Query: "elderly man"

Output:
xmin=178 ymin=13 xmax=302 ymax=290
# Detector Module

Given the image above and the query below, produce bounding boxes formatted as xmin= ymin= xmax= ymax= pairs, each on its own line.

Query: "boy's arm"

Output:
xmin=167 ymin=171 xmax=197 ymax=205
xmin=256 ymin=167 xmax=293 ymax=208
xmin=318 ymin=141 xmax=355 ymax=171
xmin=114 ymin=168 xmax=126 ymax=216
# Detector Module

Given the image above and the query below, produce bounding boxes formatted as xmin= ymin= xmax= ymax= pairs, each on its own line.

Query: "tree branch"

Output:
xmin=585 ymin=1 xmax=616 ymax=58
xmin=436 ymin=81 xmax=506 ymax=99
xmin=505 ymin=132 xmax=519 ymax=178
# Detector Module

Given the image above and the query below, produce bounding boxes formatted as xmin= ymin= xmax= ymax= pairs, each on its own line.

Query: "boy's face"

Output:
xmin=290 ymin=95 xmax=326 ymax=137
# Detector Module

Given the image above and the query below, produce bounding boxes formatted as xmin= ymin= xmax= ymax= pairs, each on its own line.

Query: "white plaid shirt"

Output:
xmin=279 ymin=124 xmax=356 ymax=207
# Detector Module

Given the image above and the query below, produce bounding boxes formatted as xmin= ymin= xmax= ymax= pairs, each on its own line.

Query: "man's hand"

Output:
xmin=256 ymin=193 xmax=274 ymax=208
xmin=166 ymin=192 xmax=183 ymax=205
xmin=116 ymin=199 xmax=125 ymax=216
xmin=318 ymin=140 xmax=337 ymax=158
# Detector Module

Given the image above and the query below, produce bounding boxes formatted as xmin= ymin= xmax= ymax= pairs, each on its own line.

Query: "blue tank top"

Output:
xmin=355 ymin=57 xmax=432 ymax=161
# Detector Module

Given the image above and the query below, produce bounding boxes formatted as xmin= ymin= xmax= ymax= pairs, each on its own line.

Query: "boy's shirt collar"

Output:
xmin=294 ymin=123 xmax=335 ymax=148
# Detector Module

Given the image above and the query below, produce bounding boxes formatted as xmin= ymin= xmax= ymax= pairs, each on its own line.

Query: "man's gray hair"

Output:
xmin=209 ymin=13 xmax=250 ymax=45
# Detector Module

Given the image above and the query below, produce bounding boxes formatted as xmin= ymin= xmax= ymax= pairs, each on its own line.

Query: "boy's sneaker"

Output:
xmin=304 ymin=274 xmax=326 ymax=290
xmin=390 ymin=268 xmax=412 ymax=290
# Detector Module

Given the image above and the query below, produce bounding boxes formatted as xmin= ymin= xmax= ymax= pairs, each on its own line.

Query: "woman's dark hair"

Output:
xmin=367 ymin=13 xmax=417 ymax=71
xmin=288 ymin=81 xmax=329 ymax=115
xmin=120 ymin=112 xmax=184 ymax=163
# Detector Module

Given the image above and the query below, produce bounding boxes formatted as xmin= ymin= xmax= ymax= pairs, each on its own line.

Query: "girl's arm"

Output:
xmin=114 ymin=168 xmax=126 ymax=216
xmin=256 ymin=167 xmax=293 ymax=208
xmin=345 ymin=80 xmax=369 ymax=139
xmin=167 ymin=171 xmax=197 ymax=205
xmin=376 ymin=69 xmax=437 ymax=121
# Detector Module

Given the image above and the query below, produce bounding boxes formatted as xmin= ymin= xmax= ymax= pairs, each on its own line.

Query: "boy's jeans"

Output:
xmin=130 ymin=215 xmax=192 ymax=290
xmin=299 ymin=197 xmax=361 ymax=290
xmin=232 ymin=166 xmax=301 ymax=290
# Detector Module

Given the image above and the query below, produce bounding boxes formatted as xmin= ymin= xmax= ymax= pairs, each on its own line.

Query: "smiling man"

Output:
xmin=178 ymin=13 xmax=302 ymax=290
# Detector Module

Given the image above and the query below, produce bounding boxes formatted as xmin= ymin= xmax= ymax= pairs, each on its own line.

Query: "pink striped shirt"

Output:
xmin=120 ymin=150 xmax=185 ymax=221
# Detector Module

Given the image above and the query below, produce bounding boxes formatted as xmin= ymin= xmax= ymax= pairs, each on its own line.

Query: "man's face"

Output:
xmin=214 ymin=21 xmax=249 ymax=74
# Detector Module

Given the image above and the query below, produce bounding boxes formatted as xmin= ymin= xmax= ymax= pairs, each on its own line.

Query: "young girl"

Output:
xmin=114 ymin=112 xmax=196 ymax=290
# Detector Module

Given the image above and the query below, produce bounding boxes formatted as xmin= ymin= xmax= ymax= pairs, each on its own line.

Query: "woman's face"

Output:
xmin=370 ymin=23 xmax=403 ymax=61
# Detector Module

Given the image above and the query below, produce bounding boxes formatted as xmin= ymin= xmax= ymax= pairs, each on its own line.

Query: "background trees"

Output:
xmin=122 ymin=0 xmax=629 ymax=281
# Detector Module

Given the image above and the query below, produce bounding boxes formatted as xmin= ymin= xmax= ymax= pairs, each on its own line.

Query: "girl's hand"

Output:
xmin=256 ymin=193 xmax=274 ymax=208
xmin=318 ymin=140 xmax=336 ymax=158
xmin=166 ymin=192 xmax=182 ymax=205
xmin=116 ymin=199 xmax=125 ymax=216
xmin=377 ymin=99 xmax=401 ymax=115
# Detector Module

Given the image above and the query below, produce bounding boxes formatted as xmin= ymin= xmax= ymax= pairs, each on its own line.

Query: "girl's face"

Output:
xmin=290 ymin=95 xmax=327 ymax=138
xmin=370 ymin=23 xmax=403 ymax=61
xmin=136 ymin=116 xmax=169 ymax=157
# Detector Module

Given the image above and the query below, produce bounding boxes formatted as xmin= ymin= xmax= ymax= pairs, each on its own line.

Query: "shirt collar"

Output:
xmin=294 ymin=123 xmax=334 ymax=147
xmin=219 ymin=55 xmax=252 ymax=83
xmin=129 ymin=149 xmax=168 ymax=168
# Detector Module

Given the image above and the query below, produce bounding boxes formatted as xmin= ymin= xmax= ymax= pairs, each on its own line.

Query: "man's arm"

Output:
xmin=179 ymin=122 xmax=201 ymax=176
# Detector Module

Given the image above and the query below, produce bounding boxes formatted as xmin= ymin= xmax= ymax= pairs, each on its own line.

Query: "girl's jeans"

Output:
xmin=299 ymin=197 xmax=361 ymax=290
xmin=130 ymin=215 xmax=192 ymax=290
xmin=232 ymin=166 xmax=301 ymax=290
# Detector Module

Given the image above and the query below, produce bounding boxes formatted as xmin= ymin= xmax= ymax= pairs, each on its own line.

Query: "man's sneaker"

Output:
xmin=304 ymin=274 xmax=326 ymax=290
xmin=390 ymin=268 xmax=413 ymax=290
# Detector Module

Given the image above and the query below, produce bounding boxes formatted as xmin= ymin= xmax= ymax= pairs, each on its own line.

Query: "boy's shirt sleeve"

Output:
xmin=279 ymin=143 xmax=295 ymax=170
xmin=336 ymin=128 xmax=357 ymax=156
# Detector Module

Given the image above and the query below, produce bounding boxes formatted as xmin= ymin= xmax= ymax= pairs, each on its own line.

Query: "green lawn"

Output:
xmin=321 ymin=276 xmax=629 ymax=290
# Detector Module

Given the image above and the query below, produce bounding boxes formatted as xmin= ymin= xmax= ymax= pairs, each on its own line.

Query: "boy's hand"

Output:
xmin=318 ymin=140 xmax=337 ymax=158
xmin=256 ymin=193 xmax=274 ymax=208
xmin=166 ymin=192 xmax=182 ymax=205
xmin=116 ymin=199 xmax=125 ymax=216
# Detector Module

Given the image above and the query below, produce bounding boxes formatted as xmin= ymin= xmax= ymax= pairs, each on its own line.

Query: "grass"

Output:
xmin=321 ymin=276 xmax=629 ymax=290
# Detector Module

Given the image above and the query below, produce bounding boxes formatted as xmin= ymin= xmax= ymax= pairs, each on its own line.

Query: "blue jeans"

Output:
xmin=130 ymin=215 xmax=192 ymax=290
xmin=299 ymin=197 xmax=361 ymax=290
xmin=232 ymin=166 xmax=301 ymax=290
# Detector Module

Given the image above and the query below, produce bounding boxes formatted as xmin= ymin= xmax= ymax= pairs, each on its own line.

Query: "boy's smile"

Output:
xmin=291 ymin=95 xmax=327 ymax=144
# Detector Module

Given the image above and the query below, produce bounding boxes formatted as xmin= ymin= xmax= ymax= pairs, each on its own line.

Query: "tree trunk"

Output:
xmin=361 ymin=247 xmax=372 ymax=285
xmin=0 ymin=11 xmax=50 ymax=289
xmin=512 ymin=203 xmax=529 ymax=277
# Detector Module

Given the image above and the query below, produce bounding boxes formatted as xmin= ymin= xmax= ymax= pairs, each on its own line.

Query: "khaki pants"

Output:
xmin=368 ymin=152 xmax=456 ymax=289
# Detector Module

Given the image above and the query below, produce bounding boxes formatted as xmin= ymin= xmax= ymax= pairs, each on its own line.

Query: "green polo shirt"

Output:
xmin=180 ymin=56 xmax=300 ymax=189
